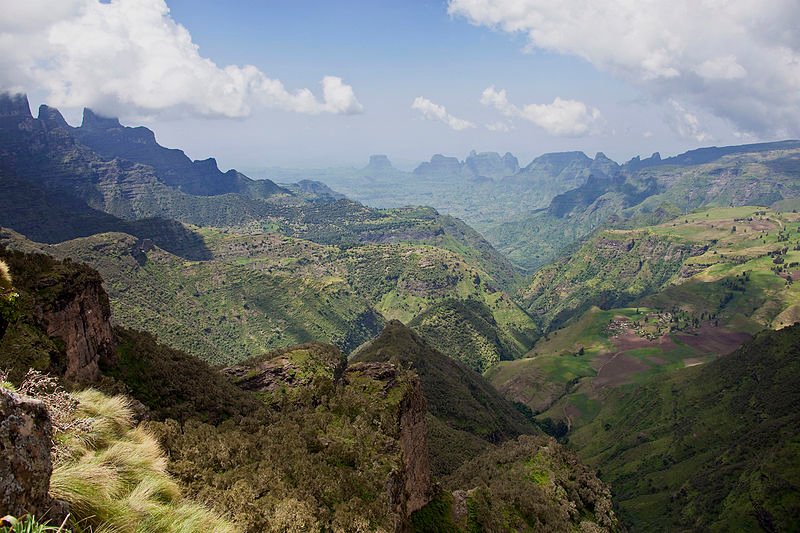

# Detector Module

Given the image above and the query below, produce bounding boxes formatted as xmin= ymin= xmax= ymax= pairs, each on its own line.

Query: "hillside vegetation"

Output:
xmin=352 ymin=321 xmax=539 ymax=476
xmin=490 ymin=206 xmax=800 ymax=430
xmin=1 ymin=226 xmax=534 ymax=367
xmin=570 ymin=324 xmax=800 ymax=531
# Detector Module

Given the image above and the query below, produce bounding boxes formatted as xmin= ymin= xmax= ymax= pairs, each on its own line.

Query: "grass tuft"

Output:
xmin=47 ymin=388 xmax=236 ymax=532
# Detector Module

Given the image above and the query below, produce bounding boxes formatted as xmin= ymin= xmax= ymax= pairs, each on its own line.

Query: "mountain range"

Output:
xmin=1 ymin=90 xmax=799 ymax=532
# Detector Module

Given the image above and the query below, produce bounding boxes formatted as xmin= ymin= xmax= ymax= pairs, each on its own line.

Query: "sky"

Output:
xmin=1 ymin=0 xmax=799 ymax=169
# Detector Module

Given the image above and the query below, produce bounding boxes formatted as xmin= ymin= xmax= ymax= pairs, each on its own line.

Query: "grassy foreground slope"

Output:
xmin=570 ymin=324 xmax=800 ymax=531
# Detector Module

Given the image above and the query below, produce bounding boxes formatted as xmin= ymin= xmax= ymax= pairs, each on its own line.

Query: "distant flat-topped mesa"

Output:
xmin=363 ymin=154 xmax=397 ymax=174
xmin=414 ymin=151 xmax=520 ymax=180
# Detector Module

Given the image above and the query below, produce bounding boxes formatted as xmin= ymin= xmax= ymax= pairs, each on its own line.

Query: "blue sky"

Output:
xmin=3 ymin=0 xmax=799 ymax=169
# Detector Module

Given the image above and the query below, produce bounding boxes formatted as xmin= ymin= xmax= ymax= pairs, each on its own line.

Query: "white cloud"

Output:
xmin=411 ymin=96 xmax=475 ymax=131
xmin=668 ymin=99 xmax=712 ymax=142
xmin=481 ymin=86 xmax=601 ymax=136
xmin=449 ymin=0 xmax=800 ymax=136
xmin=0 ymin=0 xmax=363 ymax=118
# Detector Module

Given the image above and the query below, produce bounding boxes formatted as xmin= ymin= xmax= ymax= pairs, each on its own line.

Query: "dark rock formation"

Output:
xmin=0 ymin=93 xmax=32 ymax=119
xmin=34 ymin=276 xmax=115 ymax=382
xmin=0 ymin=389 xmax=66 ymax=520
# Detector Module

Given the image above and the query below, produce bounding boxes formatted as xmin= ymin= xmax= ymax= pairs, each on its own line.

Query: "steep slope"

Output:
xmin=570 ymin=324 xmax=800 ymax=531
xmin=72 ymin=108 xmax=283 ymax=198
xmin=523 ymin=227 xmax=708 ymax=330
xmin=1 ymin=224 xmax=533 ymax=366
xmin=352 ymin=321 xmax=539 ymax=475
xmin=1 ymin=229 xmax=384 ymax=364
xmin=1 ymin=94 xmax=519 ymax=292
xmin=0 ymin=245 xmax=116 ymax=382
xmin=417 ymin=435 xmax=619 ymax=532
xmin=408 ymin=299 xmax=525 ymax=373
xmin=0 ymin=248 xmax=436 ymax=531
xmin=489 ymin=171 xmax=656 ymax=270
xmin=524 ymin=206 xmax=800 ymax=332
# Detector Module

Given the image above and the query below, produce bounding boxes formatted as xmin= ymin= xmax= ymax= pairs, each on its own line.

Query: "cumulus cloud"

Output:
xmin=449 ymin=0 xmax=800 ymax=136
xmin=411 ymin=96 xmax=475 ymax=131
xmin=0 ymin=0 xmax=363 ymax=118
xmin=667 ymin=99 xmax=712 ymax=142
xmin=481 ymin=86 xmax=601 ymax=136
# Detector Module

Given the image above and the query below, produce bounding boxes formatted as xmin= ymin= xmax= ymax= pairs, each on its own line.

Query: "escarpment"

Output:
xmin=0 ymin=247 xmax=114 ymax=382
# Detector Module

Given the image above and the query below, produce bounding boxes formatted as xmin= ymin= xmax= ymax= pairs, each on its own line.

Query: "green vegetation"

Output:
xmin=0 ymin=258 xmax=18 ymax=337
xmin=526 ymin=206 xmax=800 ymax=334
xmin=352 ymin=321 xmax=538 ymax=475
xmin=48 ymin=389 xmax=237 ymax=533
xmin=3 ymin=368 xmax=236 ymax=533
xmin=569 ymin=324 xmax=800 ymax=531
xmin=412 ymin=435 xmax=619 ymax=532
xmin=409 ymin=299 xmax=528 ymax=373
xmin=148 ymin=349 xmax=424 ymax=532
xmin=2 ymin=225 xmax=533 ymax=368
xmin=489 ymin=207 xmax=800 ymax=432
xmin=0 ymin=515 xmax=63 ymax=533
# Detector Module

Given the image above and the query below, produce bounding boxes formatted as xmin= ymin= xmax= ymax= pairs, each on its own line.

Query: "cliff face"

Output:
xmin=34 ymin=277 xmax=114 ymax=382
xmin=225 ymin=345 xmax=434 ymax=531
xmin=348 ymin=362 xmax=432 ymax=521
xmin=0 ymin=248 xmax=115 ymax=383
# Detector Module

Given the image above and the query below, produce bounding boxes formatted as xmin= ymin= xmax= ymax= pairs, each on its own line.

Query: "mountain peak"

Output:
xmin=37 ymin=105 xmax=69 ymax=130
xmin=81 ymin=108 xmax=121 ymax=130
xmin=365 ymin=154 xmax=394 ymax=171
xmin=0 ymin=93 xmax=32 ymax=119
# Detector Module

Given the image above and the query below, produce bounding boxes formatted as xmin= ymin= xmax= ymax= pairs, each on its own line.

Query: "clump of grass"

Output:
xmin=39 ymin=386 xmax=238 ymax=533
xmin=0 ymin=514 xmax=66 ymax=533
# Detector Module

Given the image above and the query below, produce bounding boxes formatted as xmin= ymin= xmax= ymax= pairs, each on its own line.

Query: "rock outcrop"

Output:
xmin=347 ymin=362 xmax=432 ymax=521
xmin=34 ymin=273 xmax=115 ymax=382
xmin=0 ymin=389 xmax=65 ymax=519
xmin=224 ymin=343 xmax=348 ymax=393
xmin=226 ymin=342 xmax=434 ymax=531
xmin=0 ymin=248 xmax=115 ymax=383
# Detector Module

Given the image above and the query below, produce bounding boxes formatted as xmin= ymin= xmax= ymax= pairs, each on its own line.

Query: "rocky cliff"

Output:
xmin=0 ymin=248 xmax=114 ymax=383
xmin=225 ymin=343 xmax=434 ymax=530
xmin=347 ymin=362 xmax=432 ymax=521
xmin=33 ymin=275 xmax=114 ymax=382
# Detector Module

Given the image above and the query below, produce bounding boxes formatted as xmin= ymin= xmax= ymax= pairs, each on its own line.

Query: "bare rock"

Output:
xmin=0 ymin=388 xmax=66 ymax=520
xmin=35 ymin=276 xmax=115 ymax=383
